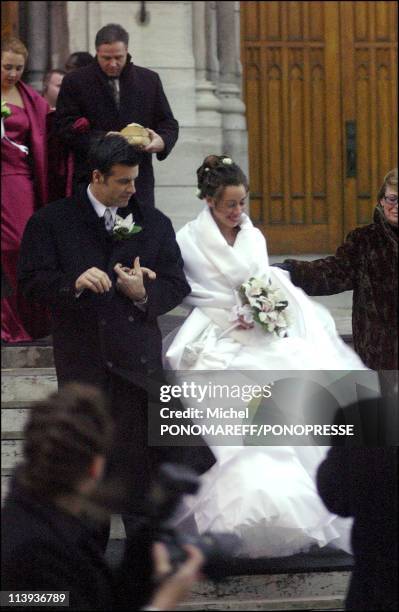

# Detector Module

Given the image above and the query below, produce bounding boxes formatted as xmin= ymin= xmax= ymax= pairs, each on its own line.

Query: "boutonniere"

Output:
xmin=112 ymin=213 xmax=143 ymax=240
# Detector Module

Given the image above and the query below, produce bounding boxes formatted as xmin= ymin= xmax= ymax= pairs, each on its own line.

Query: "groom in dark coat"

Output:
xmin=18 ymin=135 xmax=215 ymax=524
xmin=55 ymin=23 xmax=179 ymax=208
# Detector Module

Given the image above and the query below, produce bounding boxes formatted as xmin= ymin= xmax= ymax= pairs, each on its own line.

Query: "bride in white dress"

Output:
xmin=165 ymin=155 xmax=366 ymax=558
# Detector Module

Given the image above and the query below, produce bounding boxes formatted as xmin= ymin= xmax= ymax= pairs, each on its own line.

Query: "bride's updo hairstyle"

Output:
xmin=196 ymin=154 xmax=248 ymax=202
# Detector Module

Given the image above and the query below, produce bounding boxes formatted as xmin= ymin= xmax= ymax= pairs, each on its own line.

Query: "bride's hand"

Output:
xmin=237 ymin=315 xmax=254 ymax=330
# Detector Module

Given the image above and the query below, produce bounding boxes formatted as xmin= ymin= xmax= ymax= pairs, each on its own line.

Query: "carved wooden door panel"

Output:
xmin=241 ymin=1 xmax=397 ymax=254
xmin=340 ymin=1 xmax=397 ymax=234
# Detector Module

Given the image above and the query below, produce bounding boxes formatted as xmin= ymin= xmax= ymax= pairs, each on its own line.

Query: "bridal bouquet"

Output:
xmin=230 ymin=277 xmax=290 ymax=337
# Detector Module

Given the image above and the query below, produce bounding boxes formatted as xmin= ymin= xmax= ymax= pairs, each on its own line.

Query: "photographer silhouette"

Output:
xmin=1 ymin=384 xmax=204 ymax=611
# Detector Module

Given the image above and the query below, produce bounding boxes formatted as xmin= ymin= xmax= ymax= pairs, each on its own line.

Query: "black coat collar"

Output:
xmin=76 ymin=184 xmax=146 ymax=233
xmin=92 ymin=55 xmax=135 ymax=111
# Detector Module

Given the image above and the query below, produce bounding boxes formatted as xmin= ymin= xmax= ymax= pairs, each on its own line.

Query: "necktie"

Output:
xmin=109 ymin=78 xmax=120 ymax=109
xmin=103 ymin=208 xmax=114 ymax=232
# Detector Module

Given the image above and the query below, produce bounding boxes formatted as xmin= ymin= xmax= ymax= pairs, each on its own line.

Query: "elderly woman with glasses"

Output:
xmin=279 ymin=169 xmax=398 ymax=371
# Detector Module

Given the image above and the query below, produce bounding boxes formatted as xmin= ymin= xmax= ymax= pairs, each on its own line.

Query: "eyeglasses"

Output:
xmin=383 ymin=195 xmax=398 ymax=206
xmin=218 ymin=197 xmax=249 ymax=210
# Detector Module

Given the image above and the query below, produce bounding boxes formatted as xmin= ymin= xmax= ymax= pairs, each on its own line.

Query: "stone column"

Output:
xmin=49 ymin=1 xmax=70 ymax=69
xmin=192 ymin=1 xmax=221 ymax=127
xmin=25 ymin=1 xmax=49 ymax=91
xmin=67 ymin=1 xmax=90 ymax=52
xmin=216 ymin=0 xmax=248 ymax=174
xmin=206 ymin=1 xmax=220 ymax=84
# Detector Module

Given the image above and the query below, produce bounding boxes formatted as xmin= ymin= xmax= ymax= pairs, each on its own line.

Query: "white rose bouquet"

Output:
xmin=229 ymin=277 xmax=290 ymax=337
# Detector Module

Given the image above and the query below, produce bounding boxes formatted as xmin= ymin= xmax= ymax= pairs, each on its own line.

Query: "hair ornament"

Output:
xmin=195 ymin=188 xmax=202 ymax=199
xmin=204 ymin=167 xmax=210 ymax=172
xmin=222 ymin=157 xmax=233 ymax=165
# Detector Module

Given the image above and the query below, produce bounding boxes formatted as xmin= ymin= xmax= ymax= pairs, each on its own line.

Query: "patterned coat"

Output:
xmin=284 ymin=208 xmax=398 ymax=370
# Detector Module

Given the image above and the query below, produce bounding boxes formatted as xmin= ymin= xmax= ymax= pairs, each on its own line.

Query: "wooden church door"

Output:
xmin=241 ymin=1 xmax=397 ymax=253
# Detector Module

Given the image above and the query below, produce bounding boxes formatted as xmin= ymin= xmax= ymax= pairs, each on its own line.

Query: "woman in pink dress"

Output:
xmin=1 ymin=37 xmax=50 ymax=343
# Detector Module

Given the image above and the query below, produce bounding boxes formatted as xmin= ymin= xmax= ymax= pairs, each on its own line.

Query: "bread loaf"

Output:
xmin=120 ymin=123 xmax=151 ymax=146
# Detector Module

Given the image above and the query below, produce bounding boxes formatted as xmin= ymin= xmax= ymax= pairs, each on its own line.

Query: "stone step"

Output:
xmin=1 ymin=370 xmax=58 ymax=488
xmin=178 ymin=593 xmax=346 ymax=611
xmin=1 ymin=336 xmax=354 ymax=373
xmin=1 ymin=345 xmax=55 ymax=369
xmin=2 ymin=368 xmax=57 ymax=403
xmin=0 ymin=312 xmax=186 ymax=369
xmin=2 ymin=440 xmax=23 ymax=475
xmin=177 ymin=572 xmax=349 ymax=610
xmin=103 ymin=537 xmax=350 ymax=609
xmin=2 ymin=402 xmax=31 ymax=439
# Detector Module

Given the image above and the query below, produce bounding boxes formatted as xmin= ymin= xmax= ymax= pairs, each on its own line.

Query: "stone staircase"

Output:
xmin=2 ymin=313 xmax=353 ymax=610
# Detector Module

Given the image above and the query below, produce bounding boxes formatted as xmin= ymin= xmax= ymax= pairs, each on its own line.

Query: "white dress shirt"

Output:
xmin=80 ymin=186 xmax=148 ymax=309
xmin=87 ymin=185 xmax=119 ymax=224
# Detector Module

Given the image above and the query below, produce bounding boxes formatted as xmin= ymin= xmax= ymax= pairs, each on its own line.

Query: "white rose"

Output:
xmin=246 ymin=285 xmax=262 ymax=298
xmin=260 ymin=297 xmax=275 ymax=312
xmin=115 ymin=213 xmax=134 ymax=230
xmin=248 ymin=296 xmax=261 ymax=308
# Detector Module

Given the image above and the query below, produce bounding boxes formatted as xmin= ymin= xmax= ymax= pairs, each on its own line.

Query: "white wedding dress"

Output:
xmin=165 ymin=207 xmax=366 ymax=558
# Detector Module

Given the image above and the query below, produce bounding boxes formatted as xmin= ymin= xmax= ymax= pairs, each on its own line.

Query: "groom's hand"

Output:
xmin=75 ymin=267 xmax=112 ymax=294
xmin=114 ymin=256 xmax=156 ymax=301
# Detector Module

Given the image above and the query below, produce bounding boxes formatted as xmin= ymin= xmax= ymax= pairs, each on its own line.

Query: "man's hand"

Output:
xmin=150 ymin=542 xmax=204 ymax=611
xmin=143 ymin=128 xmax=165 ymax=154
xmin=75 ymin=267 xmax=112 ymax=294
xmin=114 ymin=256 xmax=156 ymax=301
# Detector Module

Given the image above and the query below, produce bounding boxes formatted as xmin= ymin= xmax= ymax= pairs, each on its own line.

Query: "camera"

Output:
xmin=141 ymin=462 xmax=241 ymax=580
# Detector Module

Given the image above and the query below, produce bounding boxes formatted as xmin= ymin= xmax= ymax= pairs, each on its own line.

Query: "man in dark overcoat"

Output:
xmin=18 ymin=135 xmax=215 ymax=528
xmin=55 ymin=23 xmax=179 ymax=208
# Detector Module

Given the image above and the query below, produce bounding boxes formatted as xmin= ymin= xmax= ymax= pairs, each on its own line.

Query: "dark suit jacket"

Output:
xmin=1 ymin=477 xmax=149 ymax=610
xmin=317 ymin=398 xmax=398 ymax=611
xmin=55 ymin=56 xmax=179 ymax=207
xmin=18 ymin=185 xmax=188 ymax=385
